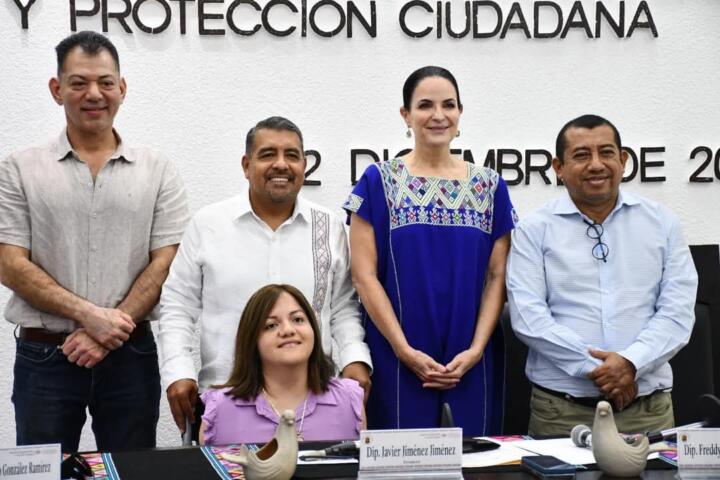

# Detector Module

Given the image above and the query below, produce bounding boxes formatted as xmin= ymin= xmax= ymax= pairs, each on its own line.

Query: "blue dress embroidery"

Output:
xmin=343 ymin=158 xmax=516 ymax=435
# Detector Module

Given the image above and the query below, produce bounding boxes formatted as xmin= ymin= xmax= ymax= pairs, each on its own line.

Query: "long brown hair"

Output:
xmin=217 ymin=284 xmax=334 ymax=399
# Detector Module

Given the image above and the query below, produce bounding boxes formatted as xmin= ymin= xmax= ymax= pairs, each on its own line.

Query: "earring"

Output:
xmin=406 ymin=127 xmax=412 ymax=138
xmin=456 ymin=130 xmax=461 ymax=138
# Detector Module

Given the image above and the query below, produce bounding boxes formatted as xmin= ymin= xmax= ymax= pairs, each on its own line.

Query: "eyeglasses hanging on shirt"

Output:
xmin=583 ymin=219 xmax=609 ymax=263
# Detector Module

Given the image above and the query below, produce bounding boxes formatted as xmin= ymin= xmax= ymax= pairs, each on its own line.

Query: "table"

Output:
xmin=97 ymin=441 xmax=677 ymax=479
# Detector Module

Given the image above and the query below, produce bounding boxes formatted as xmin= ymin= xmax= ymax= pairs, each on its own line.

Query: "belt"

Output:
xmin=18 ymin=321 xmax=151 ymax=346
xmin=533 ymin=383 xmax=659 ymax=410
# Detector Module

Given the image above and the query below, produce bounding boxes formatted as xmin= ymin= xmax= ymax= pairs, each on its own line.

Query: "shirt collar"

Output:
xmin=236 ymin=190 xmax=311 ymax=224
xmin=552 ymin=189 xmax=640 ymax=220
xmin=55 ymin=128 xmax=132 ymax=163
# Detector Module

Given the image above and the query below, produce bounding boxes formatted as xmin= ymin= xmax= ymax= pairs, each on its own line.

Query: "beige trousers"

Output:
xmin=528 ymin=386 xmax=674 ymax=436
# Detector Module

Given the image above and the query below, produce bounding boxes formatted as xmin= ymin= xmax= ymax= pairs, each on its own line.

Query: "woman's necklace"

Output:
xmin=263 ymin=390 xmax=309 ymax=441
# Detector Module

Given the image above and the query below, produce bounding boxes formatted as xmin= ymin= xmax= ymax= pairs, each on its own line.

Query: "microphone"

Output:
xmin=440 ymin=403 xmax=455 ymax=428
xmin=646 ymin=394 xmax=720 ymax=443
xmin=572 ymin=424 xmax=637 ymax=449
xmin=571 ymin=424 xmax=593 ymax=448
xmin=646 ymin=422 xmax=706 ymax=444
xmin=303 ymin=440 xmax=361 ymax=458
xmin=324 ymin=440 xmax=361 ymax=456
xmin=572 ymin=423 xmax=653 ymax=451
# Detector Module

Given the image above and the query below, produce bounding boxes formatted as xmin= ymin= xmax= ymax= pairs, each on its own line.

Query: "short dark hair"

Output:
xmin=402 ymin=66 xmax=462 ymax=110
xmin=55 ymin=31 xmax=120 ymax=77
xmin=217 ymin=284 xmax=334 ymax=400
xmin=245 ymin=116 xmax=304 ymax=157
xmin=555 ymin=114 xmax=622 ymax=164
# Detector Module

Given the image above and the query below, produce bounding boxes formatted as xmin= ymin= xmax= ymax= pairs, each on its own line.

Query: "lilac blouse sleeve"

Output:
xmin=200 ymin=389 xmax=221 ymax=445
xmin=337 ymin=378 xmax=364 ymax=434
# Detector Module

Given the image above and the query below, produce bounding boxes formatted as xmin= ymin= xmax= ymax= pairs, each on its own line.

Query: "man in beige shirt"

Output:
xmin=0 ymin=31 xmax=188 ymax=452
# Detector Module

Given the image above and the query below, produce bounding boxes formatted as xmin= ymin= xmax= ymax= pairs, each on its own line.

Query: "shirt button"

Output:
xmin=92 ymin=212 xmax=98 ymax=218
xmin=90 ymin=278 xmax=96 ymax=285
xmin=91 ymin=245 xmax=98 ymax=252
xmin=87 ymin=182 xmax=92 ymax=187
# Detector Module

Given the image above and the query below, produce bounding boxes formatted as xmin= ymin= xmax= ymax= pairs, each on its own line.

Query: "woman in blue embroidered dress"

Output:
xmin=343 ymin=66 xmax=516 ymax=435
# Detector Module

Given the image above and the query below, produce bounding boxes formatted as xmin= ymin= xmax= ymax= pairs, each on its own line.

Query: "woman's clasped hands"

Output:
xmin=397 ymin=345 xmax=483 ymax=390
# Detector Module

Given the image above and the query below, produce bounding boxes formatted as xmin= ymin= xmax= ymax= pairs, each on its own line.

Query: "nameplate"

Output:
xmin=677 ymin=428 xmax=720 ymax=473
xmin=358 ymin=428 xmax=462 ymax=478
xmin=0 ymin=444 xmax=60 ymax=479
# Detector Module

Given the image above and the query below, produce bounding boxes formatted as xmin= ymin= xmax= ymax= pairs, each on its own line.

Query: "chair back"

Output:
xmin=501 ymin=304 xmax=531 ymax=434
xmin=669 ymin=303 xmax=715 ymax=425
xmin=689 ymin=244 xmax=720 ymax=397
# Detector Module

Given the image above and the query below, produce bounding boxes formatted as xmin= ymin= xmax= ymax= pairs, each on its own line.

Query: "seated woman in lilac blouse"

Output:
xmin=199 ymin=284 xmax=364 ymax=445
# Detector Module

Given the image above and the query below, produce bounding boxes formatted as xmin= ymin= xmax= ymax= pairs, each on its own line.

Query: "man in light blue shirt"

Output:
xmin=507 ymin=114 xmax=698 ymax=435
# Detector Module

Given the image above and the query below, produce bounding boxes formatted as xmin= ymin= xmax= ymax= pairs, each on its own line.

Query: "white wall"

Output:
xmin=0 ymin=0 xmax=718 ymax=450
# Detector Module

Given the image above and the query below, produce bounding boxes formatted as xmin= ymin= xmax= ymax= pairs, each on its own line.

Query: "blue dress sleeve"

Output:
xmin=341 ymin=162 xmax=390 ymax=285
xmin=492 ymin=176 xmax=518 ymax=241
xmin=342 ymin=163 xmax=386 ymax=227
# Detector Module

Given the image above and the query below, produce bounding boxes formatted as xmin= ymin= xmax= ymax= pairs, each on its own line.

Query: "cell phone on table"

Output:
xmin=522 ymin=455 xmax=578 ymax=479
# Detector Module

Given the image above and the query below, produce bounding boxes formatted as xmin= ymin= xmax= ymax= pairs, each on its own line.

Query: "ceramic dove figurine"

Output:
xmin=221 ymin=409 xmax=299 ymax=480
xmin=592 ymin=400 xmax=649 ymax=477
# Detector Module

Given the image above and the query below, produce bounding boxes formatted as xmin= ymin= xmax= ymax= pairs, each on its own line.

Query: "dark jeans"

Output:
xmin=13 ymin=331 xmax=161 ymax=453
